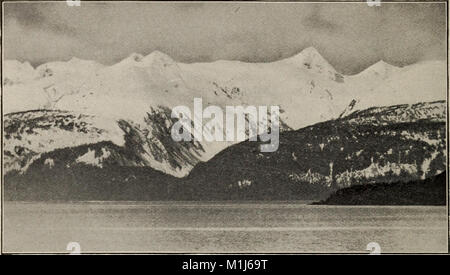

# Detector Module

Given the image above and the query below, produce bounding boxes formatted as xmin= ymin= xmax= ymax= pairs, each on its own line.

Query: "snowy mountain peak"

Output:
xmin=3 ymin=60 xmax=37 ymax=84
xmin=68 ymin=57 xmax=83 ymax=63
xmin=4 ymin=60 xmax=34 ymax=73
xmin=120 ymin=52 xmax=145 ymax=64
xmin=370 ymin=60 xmax=398 ymax=71
xmin=67 ymin=57 xmax=98 ymax=65
xmin=298 ymin=46 xmax=322 ymax=57
xmin=286 ymin=47 xmax=337 ymax=76
xmin=144 ymin=50 xmax=172 ymax=60
xmin=4 ymin=59 xmax=34 ymax=69
xmin=374 ymin=60 xmax=391 ymax=67
xmin=113 ymin=51 xmax=175 ymax=69
xmin=32 ymin=58 xmax=104 ymax=81
xmin=142 ymin=50 xmax=176 ymax=66
xmin=357 ymin=60 xmax=400 ymax=79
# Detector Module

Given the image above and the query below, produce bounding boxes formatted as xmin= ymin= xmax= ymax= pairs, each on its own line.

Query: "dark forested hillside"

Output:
xmin=3 ymin=101 xmax=446 ymax=202
xmin=313 ymin=172 xmax=446 ymax=205
xmin=175 ymin=101 xmax=446 ymax=200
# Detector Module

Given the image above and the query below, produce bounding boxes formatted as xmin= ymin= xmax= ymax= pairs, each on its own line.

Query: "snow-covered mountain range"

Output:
xmin=3 ymin=47 xmax=447 ymax=177
xmin=180 ymin=101 xmax=446 ymax=200
xmin=4 ymin=101 xmax=446 ymax=201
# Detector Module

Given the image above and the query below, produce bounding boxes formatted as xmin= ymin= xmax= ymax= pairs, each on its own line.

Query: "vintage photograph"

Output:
xmin=1 ymin=1 xmax=448 ymax=254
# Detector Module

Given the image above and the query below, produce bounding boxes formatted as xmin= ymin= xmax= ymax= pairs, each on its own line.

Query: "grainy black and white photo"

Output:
xmin=1 ymin=1 xmax=448 ymax=255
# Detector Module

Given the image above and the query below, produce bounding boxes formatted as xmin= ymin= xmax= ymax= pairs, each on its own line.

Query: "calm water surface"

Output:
xmin=3 ymin=201 xmax=448 ymax=253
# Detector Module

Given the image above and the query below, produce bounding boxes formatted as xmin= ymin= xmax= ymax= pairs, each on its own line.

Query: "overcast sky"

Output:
xmin=3 ymin=1 xmax=447 ymax=74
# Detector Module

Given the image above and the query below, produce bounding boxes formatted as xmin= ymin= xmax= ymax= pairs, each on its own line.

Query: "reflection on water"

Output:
xmin=3 ymin=201 xmax=448 ymax=253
